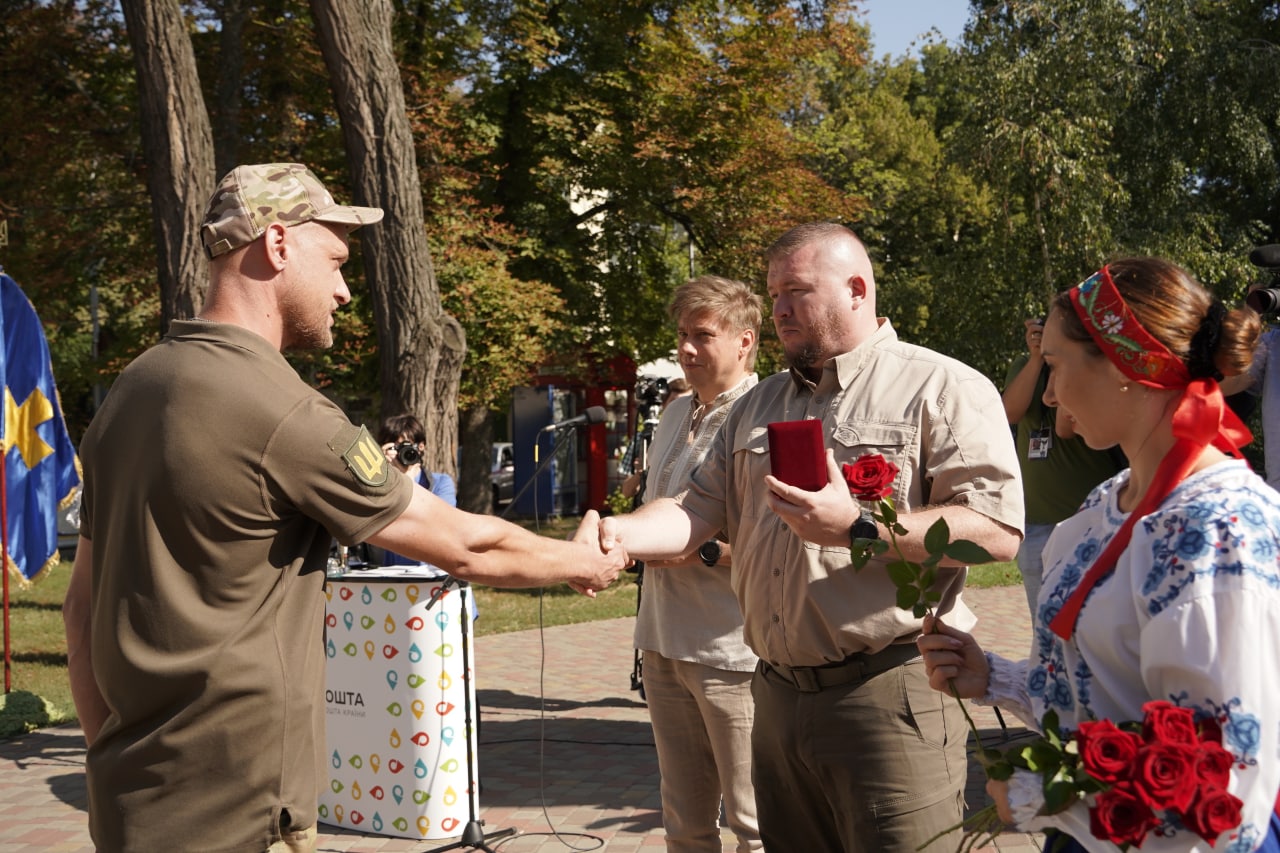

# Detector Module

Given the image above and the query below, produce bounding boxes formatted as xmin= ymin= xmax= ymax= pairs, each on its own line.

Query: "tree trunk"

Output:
xmin=212 ymin=0 xmax=248 ymax=176
xmin=310 ymin=0 xmax=466 ymax=478
xmin=456 ymin=405 xmax=495 ymax=514
xmin=118 ymin=0 xmax=216 ymax=328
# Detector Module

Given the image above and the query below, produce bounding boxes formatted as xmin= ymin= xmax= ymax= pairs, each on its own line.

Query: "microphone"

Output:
xmin=1250 ymin=244 xmax=1280 ymax=270
xmin=540 ymin=406 xmax=606 ymax=433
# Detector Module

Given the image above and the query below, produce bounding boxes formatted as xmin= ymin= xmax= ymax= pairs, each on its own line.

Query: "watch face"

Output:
xmin=699 ymin=540 xmax=722 ymax=565
xmin=851 ymin=517 xmax=879 ymax=541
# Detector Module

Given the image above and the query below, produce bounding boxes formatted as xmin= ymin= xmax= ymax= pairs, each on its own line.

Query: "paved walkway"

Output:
xmin=0 ymin=585 xmax=1041 ymax=852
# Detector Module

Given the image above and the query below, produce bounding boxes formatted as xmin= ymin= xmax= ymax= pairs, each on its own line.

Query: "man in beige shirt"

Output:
xmin=593 ymin=222 xmax=1023 ymax=852
xmin=634 ymin=275 xmax=762 ymax=852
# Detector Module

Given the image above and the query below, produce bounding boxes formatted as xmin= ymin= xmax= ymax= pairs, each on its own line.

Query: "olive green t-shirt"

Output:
xmin=1005 ymin=353 xmax=1123 ymax=524
xmin=79 ymin=319 xmax=412 ymax=852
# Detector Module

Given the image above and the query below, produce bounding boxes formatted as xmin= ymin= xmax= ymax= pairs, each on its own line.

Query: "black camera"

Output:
xmin=635 ymin=374 xmax=670 ymax=407
xmin=394 ymin=441 xmax=422 ymax=467
xmin=1244 ymin=244 xmax=1280 ymax=314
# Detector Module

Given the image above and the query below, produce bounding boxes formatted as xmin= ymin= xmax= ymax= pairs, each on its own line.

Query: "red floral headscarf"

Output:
xmin=1049 ymin=267 xmax=1252 ymax=639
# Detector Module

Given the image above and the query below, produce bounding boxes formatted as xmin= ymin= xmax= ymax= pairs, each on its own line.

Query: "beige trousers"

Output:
xmin=643 ymin=650 xmax=763 ymax=853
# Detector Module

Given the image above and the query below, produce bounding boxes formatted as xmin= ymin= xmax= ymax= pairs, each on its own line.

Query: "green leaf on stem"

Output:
xmin=986 ymin=759 xmax=1016 ymax=782
xmin=878 ymin=499 xmax=898 ymax=526
xmin=886 ymin=560 xmax=918 ymax=588
xmin=920 ymin=567 xmax=937 ymax=589
xmin=1023 ymin=740 xmax=1064 ymax=773
xmin=924 ymin=517 xmax=951 ymax=554
xmin=1042 ymin=766 xmax=1078 ymax=815
xmin=943 ymin=539 xmax=996 ymax=564
xmin=850 ymin=547 xmax=872 ymax=570
xmin=897 ymin=586 xmax=921 ymax=612
xmin=1042 ymin=710 xmax=1062 ymax=749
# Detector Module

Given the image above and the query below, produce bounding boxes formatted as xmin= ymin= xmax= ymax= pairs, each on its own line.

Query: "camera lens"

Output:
xmin=1246 ymin=287 xmax=1280 ymax=315
xmin=395 ymin=442 xmax=422 ymax=466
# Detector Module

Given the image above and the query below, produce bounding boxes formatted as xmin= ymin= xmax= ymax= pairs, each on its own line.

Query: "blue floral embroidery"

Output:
xmin=1226 ymin=823 xmax=1264 ymax=853
xmin=1225 ymin=712 xmax=1262 ymax=761
xmin=1073 ymin=540 xmax=1099 ymax=566
xmin=1027 ymin=666 xmax=1048 ymax=697
xmin=1173 ymin=527 xmax=1209 ymax=560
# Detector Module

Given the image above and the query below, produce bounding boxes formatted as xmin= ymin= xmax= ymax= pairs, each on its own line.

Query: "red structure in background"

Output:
xmin=528 ymin=353 xmax=637 ymax=513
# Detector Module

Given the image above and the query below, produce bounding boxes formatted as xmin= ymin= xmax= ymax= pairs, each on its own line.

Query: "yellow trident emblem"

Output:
xmin=342 ymin=427 xmax=389 ymax=487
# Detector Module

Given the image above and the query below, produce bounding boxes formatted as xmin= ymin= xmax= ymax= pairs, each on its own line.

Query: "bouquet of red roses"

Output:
xmin=988 ymin=702 xmax=1243 ymax=849
xmin=841 ymin=454 xmax=1245 ymax=850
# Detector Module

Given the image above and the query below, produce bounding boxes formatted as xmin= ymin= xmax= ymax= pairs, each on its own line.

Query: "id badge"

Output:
xmin=1027 ymin=426 xmax=1052 ymax=460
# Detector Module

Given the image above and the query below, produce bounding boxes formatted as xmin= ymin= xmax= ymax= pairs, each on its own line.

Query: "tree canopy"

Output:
xmin=3 ymin=0 xmax=1277 ymax=447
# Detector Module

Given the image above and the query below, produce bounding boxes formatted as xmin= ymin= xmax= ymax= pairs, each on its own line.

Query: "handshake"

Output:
xmin=567 ymin=510 xmax=632 ymax=597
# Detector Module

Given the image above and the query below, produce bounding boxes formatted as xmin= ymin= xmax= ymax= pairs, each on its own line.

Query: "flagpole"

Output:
xmin=2 ymin=459 xmax=10 ymax=694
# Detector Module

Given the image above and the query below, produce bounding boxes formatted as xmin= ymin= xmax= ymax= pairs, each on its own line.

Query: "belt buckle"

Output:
xmin=790 ymin=666 xmax=820 ymax=693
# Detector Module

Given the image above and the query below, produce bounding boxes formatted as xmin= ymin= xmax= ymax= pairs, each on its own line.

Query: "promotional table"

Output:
xmin=319 ymin=567 xmax=479 ymax=841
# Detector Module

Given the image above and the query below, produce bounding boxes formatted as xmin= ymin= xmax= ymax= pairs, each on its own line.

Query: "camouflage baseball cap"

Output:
xmin=201 ymin=163 xmax=384 ymax=258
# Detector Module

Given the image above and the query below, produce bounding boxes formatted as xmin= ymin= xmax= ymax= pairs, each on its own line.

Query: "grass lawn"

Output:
xmin=2 ymin=515 xmax=1020 ymax=733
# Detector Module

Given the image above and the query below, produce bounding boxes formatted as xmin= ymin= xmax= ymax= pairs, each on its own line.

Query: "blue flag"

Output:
xmin=1 ymin=272 xmax=80 ymax=583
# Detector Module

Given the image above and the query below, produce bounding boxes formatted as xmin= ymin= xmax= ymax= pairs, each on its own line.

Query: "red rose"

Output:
xmin=1132 ymin=741 xmax=1198 ymax=813
xmin=841 ymin=454 xmax=898 ymax=502
xmin=1142 ymin=700 xmax=1199 ymax=746
xmin=1182 ymin=786 xmax=1244 ymax=845
xmin=1089 ymin=783 xmax=1160 ymax=847
xmin=1076 ymin=719 xmax=1143 ymax=784
xmin=1198 ymin=715 xmax=1224 ymax=745
xmin=1193 ymin=742 xmax=1234 ymax=790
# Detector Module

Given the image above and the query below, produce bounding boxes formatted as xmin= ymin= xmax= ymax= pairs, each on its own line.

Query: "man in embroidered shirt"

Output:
xmin=634 ymin=275 xmax=763 ymax=852
xmin=593 ymin=222 xmax=1023 ymax=852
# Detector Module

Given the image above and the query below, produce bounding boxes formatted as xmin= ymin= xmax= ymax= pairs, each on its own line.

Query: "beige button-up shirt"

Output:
xmin=677 ymin=319 xmax=1024 ymax=667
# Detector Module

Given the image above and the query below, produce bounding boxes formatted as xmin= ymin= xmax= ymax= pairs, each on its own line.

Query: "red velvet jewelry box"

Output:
xmin=766 ymin=419 xmax=828 ymax=491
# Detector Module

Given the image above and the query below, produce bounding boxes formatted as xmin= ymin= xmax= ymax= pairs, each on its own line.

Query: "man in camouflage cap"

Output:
xmin=201 ymin=162 xmax=383 ymax=259
xmin=65 ymin=164 xmax=625 ymax=852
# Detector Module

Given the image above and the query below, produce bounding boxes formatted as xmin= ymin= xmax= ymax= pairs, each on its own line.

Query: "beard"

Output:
xmin=782 ymin=310 xmax=843 ymax=374
xmin=279 ymin=288 xmax=334 ymax=351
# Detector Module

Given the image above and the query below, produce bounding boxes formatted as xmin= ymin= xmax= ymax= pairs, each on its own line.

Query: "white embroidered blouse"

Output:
xmin=983 ymin=460 xmax=1280 ymax=852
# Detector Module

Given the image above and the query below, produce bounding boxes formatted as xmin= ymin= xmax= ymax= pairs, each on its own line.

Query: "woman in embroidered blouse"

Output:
xmin=919 ymin=257 xmax=1280 ymax=852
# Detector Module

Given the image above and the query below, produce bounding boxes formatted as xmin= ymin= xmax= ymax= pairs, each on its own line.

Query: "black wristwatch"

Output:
xmin=698 ymin=539 xmax=723 ymax=567
xmin=849 ymin=510 xmax=880 ymax=545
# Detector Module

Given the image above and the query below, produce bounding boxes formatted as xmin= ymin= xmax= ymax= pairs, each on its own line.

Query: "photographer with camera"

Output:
xmin=376 ymin=413 xmax=457 ymax=565
xmin=1236 ymin=245 xmax=1280 ymax=490
xmin=632 ymin=275 xmax=763 ymax=853
xmin=1002 ymin=316 xmax=1125 ymax=616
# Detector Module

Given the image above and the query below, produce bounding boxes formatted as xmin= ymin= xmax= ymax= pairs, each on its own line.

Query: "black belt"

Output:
xmin=761 ymin=643 xmax=921 ymax=694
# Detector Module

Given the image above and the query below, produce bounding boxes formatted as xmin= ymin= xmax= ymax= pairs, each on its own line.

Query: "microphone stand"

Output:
xmin=496 ymin=423 xmax=581 ymax=522
xmin=421 ymin=579 xmax=515 ymax=852
xmin=417 ymin=421 xmax=584 ymax=847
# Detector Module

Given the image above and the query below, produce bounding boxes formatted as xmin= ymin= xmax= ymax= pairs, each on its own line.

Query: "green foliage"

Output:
xmin=0 ymin=690 xmax=56 ymax=740
xmin=7 ymin=0 xmax=1280 ymax=441
xmin=604 ymin=486 xmax=636 ymax=517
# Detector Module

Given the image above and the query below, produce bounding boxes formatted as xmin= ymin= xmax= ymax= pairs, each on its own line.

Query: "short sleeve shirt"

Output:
xmin=78 ymin=319 xmax=413 ymax=851
xmin=1004 ymin=354 xmax=1123 ymax=524
xmin=633 ymin=374 xmax=759 ymax=671
xmin=677 ymin=319 xmax=1024 ymax=666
